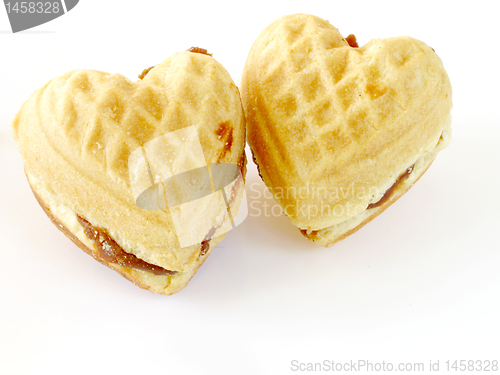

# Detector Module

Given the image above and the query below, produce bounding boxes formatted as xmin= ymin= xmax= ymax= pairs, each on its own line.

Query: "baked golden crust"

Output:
xmin=241 ymin=14 xmax=452 ymax=245
xmin=13 ymin=50 xmax=246 ymax=294
xmin=28 ymin=174 xmax=233 ymax=295
xmin=299 ymin=154 xmax=436 ymax=247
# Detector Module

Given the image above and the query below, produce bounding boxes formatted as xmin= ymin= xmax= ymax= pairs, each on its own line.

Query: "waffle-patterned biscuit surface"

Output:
xmin=13 ymin=50 xmax=246 ymax=294
xmin=241 ymin=14 xmax=452 ymax=246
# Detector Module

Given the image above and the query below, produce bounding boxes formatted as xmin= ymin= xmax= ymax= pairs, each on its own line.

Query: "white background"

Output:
xmin=1 ymin=1 xmax=499 ymax=374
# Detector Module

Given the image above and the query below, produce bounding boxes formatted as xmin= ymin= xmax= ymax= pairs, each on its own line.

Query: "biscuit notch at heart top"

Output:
xmin=241 ymin=14 xmax=452 ymax=246
xmin=12 ymin=49 xmax=246 ymax=294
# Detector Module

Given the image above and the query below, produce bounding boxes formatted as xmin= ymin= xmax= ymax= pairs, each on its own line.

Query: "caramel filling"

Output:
xmin=76 ymin=153 xmax=245 ymax=272
xmin=138 ymin=66 xmax=155 ymax=80
xmin=138 ymin=47 xmax=211 ymax=80
xmin=200 ymin=226 xmax=217 ymax=257
xmin=76 ymin=216 xmax=177 ymax=276
xmin=300 ymin=165 xmax=415 ymax=238
xmin=367 ymin=165 xmax=414 ymax=209
xmin=216 ymin=121 xmax=234 ymax=162
xmin=187 ymin=47 xmax=212 ymax=56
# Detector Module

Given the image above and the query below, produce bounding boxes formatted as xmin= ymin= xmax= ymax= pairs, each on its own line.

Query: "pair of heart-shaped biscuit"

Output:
xmin=12 ymin=14 xmax=452 ymax=295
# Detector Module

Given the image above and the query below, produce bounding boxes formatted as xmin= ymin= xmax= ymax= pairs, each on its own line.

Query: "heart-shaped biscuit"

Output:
xmin=12 ymin=49 xmax=246 ymax=294
xmin=241 ymin=14 xmax=452 ymax=246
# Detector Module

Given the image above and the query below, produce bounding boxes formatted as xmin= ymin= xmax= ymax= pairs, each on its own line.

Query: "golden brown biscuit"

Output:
xmin=241 ymin=14 xmax=452 ymax=246
xmin=12 ymin=49 xmax=246 ymax=294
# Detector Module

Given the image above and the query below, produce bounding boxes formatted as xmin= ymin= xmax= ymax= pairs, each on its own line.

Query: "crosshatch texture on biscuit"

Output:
xmin=12 ymin=51 xmax=247 ymax=293
xmin=241 ymin=14 xmax=452 ymax=234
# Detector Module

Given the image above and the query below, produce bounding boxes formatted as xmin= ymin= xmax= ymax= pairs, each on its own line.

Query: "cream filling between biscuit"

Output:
xmin=26 ymin=169 xmax=241 ymax=294
xmin=26 ymin=172 xmax=180 ymax=281
xmin=303 ymin=114 xmax=452 ymax=239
